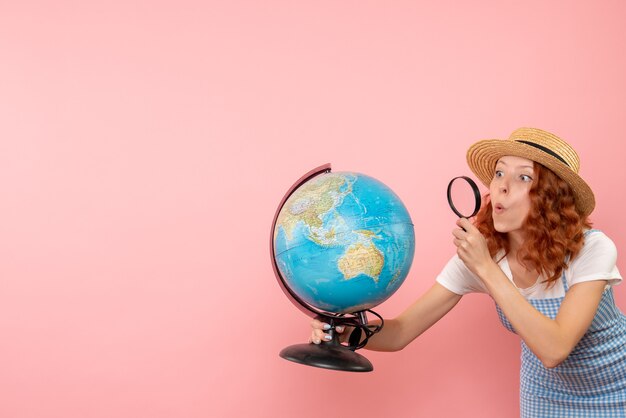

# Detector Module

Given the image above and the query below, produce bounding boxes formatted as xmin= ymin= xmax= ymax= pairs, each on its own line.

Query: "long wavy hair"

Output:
xmin=475 ymin=163 xmax=593 ymax=286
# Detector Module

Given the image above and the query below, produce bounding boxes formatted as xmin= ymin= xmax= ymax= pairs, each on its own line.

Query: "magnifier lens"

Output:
xmin=447 ymin=176 xmax=481 ymax=218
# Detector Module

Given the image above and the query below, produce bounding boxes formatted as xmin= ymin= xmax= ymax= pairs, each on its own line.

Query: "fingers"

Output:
xmin=456 ymin=217 xmax=473 ymax=231
xmin=453 ymin=231 xmax=477 ymax=254
xmin=452 ymin=228 xmax=466 ymax=240
xmin=309 ymin=320 xmax=345 ymax=345
xmin=310 ymin=319 xmax=327 ymax=330
xmin=311 ymin=319 xmax=346 ymax=333
xmin=452 ymin=224 xmax=468 ymax=250
xmin=309 ymin=328 xmax=327 ymax=345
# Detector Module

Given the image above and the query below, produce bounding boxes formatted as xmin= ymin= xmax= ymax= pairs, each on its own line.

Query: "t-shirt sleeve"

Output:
xmin=568 ymin=231 xmax=622 ymax=287
xmin=435 ymin=254 xmax=488 ymax=295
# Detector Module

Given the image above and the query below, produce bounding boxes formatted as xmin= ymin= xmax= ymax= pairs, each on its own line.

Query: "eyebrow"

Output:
xmin=496 ymin=160 xmax=533 ymax=170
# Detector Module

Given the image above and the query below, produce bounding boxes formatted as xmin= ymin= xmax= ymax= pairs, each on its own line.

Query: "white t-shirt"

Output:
xmin=436 ymin=230 xmax=622 ymax=299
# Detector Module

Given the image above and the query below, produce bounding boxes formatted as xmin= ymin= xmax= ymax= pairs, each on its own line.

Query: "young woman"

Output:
xmin=311 ymin=128 xmax=625 ymax=417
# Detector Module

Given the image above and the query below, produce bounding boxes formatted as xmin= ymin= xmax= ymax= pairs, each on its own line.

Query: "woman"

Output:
xmin=311 ymin=128 xmax=625 ymax=417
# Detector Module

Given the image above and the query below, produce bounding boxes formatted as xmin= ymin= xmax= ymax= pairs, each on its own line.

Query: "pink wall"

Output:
xmin=1 ymin=1 xmax=625 ymax=417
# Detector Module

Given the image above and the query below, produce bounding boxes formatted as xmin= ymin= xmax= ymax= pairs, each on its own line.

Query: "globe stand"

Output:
xmin=279 ymin=317 xmax=374 ymax=372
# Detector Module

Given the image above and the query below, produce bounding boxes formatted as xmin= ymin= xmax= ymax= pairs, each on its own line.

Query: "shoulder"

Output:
xmin=579 ymin=230 xmax=617 ymax=260
xmin=436 ymin=254 xmax=488 ymax=295
xmin=568 ymin=229 xmax=621 ymax=286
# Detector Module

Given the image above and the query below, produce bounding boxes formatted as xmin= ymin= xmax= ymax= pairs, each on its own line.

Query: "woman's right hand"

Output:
xmin=309 ymin=318 xmax=349 ymax=345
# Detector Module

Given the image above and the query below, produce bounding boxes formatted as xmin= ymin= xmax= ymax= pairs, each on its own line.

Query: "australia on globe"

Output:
xmin=273 ymin=171 xmax=415 ymax=314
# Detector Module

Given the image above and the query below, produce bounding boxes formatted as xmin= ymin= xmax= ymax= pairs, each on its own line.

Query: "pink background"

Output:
xmin=1 ymin=1 xmax=625 ymax=417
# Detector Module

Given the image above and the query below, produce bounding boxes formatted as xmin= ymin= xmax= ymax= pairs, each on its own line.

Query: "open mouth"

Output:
xmin=494 ymin=203 xmax=505 ymax=213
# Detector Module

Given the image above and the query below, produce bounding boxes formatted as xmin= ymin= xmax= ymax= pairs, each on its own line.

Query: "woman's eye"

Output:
xmin=494 ymin=170 xmax=503 ymax=178
xmin=520 ymin=174 xmax=533 ymax=182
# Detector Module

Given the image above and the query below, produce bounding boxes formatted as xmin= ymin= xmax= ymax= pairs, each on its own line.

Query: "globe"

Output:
xmin=273 ymin=170 xmax=415 ymax=315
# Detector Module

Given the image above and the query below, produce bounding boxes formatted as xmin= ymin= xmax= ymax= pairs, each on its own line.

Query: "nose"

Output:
xmin=496 ymin=177 xmax=509 ymax=195
xmin=490 ymin=175 xmax=509 ymax=195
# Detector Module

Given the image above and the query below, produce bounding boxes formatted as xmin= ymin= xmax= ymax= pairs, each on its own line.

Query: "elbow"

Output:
xmin=384 ymin=334 xmax=411 ymax=352
xmin=539 ymin=350 xmax=570 ymax=369
xmin=540 ymin=357 xmax=564 ymax=369
xmin=376 ymin=338 xmax=406 ymax=352
xmin=392 ymin=340 xmax=409 ymax=352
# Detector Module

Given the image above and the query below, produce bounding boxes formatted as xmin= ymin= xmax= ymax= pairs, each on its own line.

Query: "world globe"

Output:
xmin=273 ymin=170 xmax=415 ymax=315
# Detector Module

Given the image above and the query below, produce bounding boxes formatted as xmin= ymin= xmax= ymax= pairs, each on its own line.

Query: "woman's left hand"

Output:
xmin=452 ymin=218 xmax=493 ymax=278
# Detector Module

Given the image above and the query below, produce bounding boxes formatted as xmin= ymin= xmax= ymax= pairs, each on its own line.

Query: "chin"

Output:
xmin=493 ymin=224 xmax=508 ymax=233
xmin=492 ymin=219 xmax=513 ymax=233
xmin=493 ymin=220 xmax=524 ymax=234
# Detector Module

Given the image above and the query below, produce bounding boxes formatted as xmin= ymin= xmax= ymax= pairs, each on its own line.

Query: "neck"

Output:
xmin=505 ymin=230 xmax=540 ymax=274
xmin=506 ymin=230 xmax=525 ymax=255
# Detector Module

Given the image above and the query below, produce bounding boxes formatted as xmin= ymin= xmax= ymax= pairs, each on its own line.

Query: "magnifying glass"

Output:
xmin=447 ymin=176 xmax=482 ymax=219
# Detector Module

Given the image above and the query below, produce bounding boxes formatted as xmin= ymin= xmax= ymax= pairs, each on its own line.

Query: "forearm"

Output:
xmin=363 ymin=283 xmax=461 ymax=352
xmin=478 ymin=264 xmax=602 ymax=368
xmin=359 ymin=318 xmax=404 ymax=352
xmin=483 ymin=271 xmax=565 ymax=366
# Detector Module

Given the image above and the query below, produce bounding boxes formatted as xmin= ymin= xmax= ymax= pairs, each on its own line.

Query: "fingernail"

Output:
xmin=324 ymin=334 xmax=332 ymax=341
xmin=336 ymin=326 xmax=345 ymax=332
xmin=313 ymin=338 xmax=321 ymax=344
xmin=322 ymin=323 xmax=331 ymax=330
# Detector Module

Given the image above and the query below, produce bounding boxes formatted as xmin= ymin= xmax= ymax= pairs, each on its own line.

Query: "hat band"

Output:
xmin=515 ymin=140 xmax=570 ymax=168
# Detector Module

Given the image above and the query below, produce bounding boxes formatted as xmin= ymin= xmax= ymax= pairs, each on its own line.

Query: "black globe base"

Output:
xmin=279 ymin=340 xmax=373 ymax=372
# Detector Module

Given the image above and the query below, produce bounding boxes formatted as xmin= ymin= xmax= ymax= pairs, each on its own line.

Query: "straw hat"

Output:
xmin=466 ymin=127 xmax=595 ymax=216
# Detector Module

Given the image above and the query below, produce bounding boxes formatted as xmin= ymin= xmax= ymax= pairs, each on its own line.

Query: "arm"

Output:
xmin=312 ymin=282 xmax=462 ymax=352
xmin=454 ymin=218 xmax=607 ymax=368
xmin=480 ymin=268 xmax=606 ymax=368
xmin=366 ymin=282 xmax=462 ymax=352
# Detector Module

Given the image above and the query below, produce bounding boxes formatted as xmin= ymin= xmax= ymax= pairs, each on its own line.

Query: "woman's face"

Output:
xmin=489 ymin=155 xmax=534 ymax=234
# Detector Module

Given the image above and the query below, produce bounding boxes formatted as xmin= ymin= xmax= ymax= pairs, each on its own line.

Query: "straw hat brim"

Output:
xmin=466 ymin=139 xmax=595 ymax=216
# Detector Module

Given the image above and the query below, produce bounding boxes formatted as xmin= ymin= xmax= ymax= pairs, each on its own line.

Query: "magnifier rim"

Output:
xmin=447 ymin=176 xmax=482 ymax=218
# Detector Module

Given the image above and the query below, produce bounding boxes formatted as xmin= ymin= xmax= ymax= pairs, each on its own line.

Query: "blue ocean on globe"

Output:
xmin=273 ymin=171 xmax=415 ymax=314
